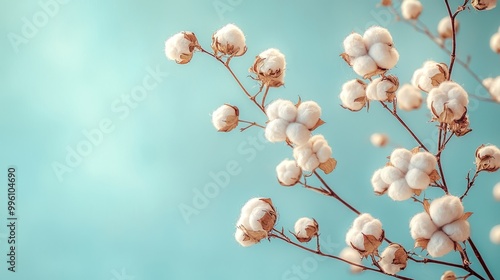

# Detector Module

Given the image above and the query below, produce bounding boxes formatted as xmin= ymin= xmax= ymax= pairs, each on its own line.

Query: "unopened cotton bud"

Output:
xmin=372 ymin=169 xmax=390 ymax=194
xmin=442 ymin=219 xmax=470 ymax=242
xmin=429 ymin=195 xmax=464 ymax=227
xmin=491 ymin=29 xmax=500 ymax=53
xmin=286 ymin=122 xmax=311 ymax=146
xmin=266 ymin=99 xmax=297 ymax=122
xmin=379 ymin=244 xmax=407 ymax=275
xmin=352 ymin=55 xmax=378 ymax=77
xmin=212 ymin=104 xmax=239 ymax=132
xmin=472 ymin=0 xmax=497 ymax=10
xmin=164 ymin=31 xmax=199 ymax=64
xmin=490 ymin=225 xmax=500 ymax=244
xmin=370 ymin=133 xmax=389 ymax=147
xmin=476 ymin=144 xmax=500 ymax=172
xmin=390 ymin=148 xmax=412 ymax=173
xmin=276 ymin=159 xmax=302 ymax=186
xmin=368 ymin=43 xmax=400 ymax=70
xmin=494 ymin=182 xmax=500 ymax=201
xmin=250 ymin=48 xmax=286 ymax=87
xmin=212 ymin=24 xmax=247 ymax=57
xmin=366 ymin=76 xmax=399 ymax=101
xmin=401 ymin=0 xmax=423 ymax=20
xmin=427 ymin=230 xmax=454 ymax=257
xmin=363 ymin=26 xmax=394 ymax=49
xmin=388 ymin=179 xmax=414 ymax=201
xmin=339 ymin=79 xmax=367 ymax=111
xmin=294 ymin=217 xmax=319 ymax=242
xmin=438 ymin=17 xmax=459 ymax=39
xmin=409 ymin=152 xmax=437 ymax=174
xmin=339 ymin=247 xmax=363 ymax=273
xmin=296 ymin=101 xmax=322 ymax=129
xmin=396 ymin=84 xmax=422 ymax=111
xmin=343 ymin=33 xmax=368 ymax=58
xmin=265 ymin=119 xmax=289 ymax=142
xmin=441 ymin=271 xmax=457 ymax=280
xmin=235 ymin=227 xmax=259 ymax=247
xmin=427 ymin=81 xmax=468 ymax=123
xmin=410 ymin=212 xmax=438 ymax=240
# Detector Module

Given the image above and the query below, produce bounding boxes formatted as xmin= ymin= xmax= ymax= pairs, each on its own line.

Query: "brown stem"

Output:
xmin=467 ymin=237 xmax=495 ymax=279
xmin=460 ymin=170 xmax=480 ymax=200
xmin=313 ymin=171 xmax=361 ymax=215
xmin=407 ymin=256 xmax=484 ymax=280
xmin=436 ymin=123 xmax=449 ymax=193
xmin=261 ymin=85 xmax=270 ymax=108
xmin=238 ymin=120 xmax=265 ymax=132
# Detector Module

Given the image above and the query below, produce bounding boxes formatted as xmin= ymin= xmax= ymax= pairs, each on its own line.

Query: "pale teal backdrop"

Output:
xmin=0 ymin=0 xmax=499 ymax=279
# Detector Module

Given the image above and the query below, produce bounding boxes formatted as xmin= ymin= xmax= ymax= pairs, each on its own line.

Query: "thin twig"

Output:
xmin=467 ymin=237 xmax=495 ymax=279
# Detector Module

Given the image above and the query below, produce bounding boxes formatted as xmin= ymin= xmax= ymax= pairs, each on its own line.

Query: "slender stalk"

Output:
xmin=460 ymin=170 xmax=480 ymax=200
xmin=313 ymin=171 xmax=361 ymax=215
xmin=467 ymin=238 xmax=495 ymax=279
xmin=408 ymin=256 xmax=484 ymax=280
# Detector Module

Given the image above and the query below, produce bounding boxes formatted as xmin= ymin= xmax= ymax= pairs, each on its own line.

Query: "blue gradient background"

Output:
xmin=0 ymin=0 xmax=499 ymax=279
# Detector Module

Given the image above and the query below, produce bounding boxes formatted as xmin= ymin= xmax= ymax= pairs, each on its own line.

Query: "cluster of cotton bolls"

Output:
xmin=378 ymin=244 xmax=408 ymax=275
xmin=345 ymin=213 xmax=384 ymax=256
xmin=491 ymin=27 xmax=500 ymax=53
xmin=342 ymin=26 xmax=400 ymax=78
xmin=401 ymin=0 xmax=423 ymax=20
xmin=371 ymin=148 xmax=438 ymax=201
xmin=235 ymin=198 xmax=277 ymax=247
xmin=293 ymin=135 xmax=333 ymax=172
xmin=211 ymin=104 xmax=239 ymax=132
xmin=211 ymin=23 xmax=247 ymax=57
xmin=293 ymin=217 xmax=319 ymax=242
xmin=339 ymin=247 xmax=363 ymax=273
xmin=437 ymin=17 xmax=459 ymax=39
xmin=483 ymin=76 xmax=500 ymax=102
xmin=264 ymin=99 xmax=322 ymax=145
xmin=411 ymin=61 xmax=449 ymax=93
xmin=475 ymin=144 xmax=500 ymax=172
xmin=396 ymin=84 xmax=423 ymax=111
xmin=410 ymin=195 xmax=471 ymax=257
xmin=427 ymin=81 xmax=469 ymax=124
xmin=164 ymin=31 xmax=200 ymax=64
xmin=249 ymin=48 xmax=286 ymax=87
xmin=276 ymin=159 xmax=302 ymax=186
xmin=370 ymin=133 xmax=389 ymax=147
xmin=366 ymin=75 xmax=399 ymax=102
xmin=471 ymin=0 xmax=497 ymax=10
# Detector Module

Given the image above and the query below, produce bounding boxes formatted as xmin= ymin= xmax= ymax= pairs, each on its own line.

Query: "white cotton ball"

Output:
xmin=405 ymin=168 xmax=431 ymax=190
xmin=211 ymin=104 xmax=238 ymax=131
xmin=362 ymin=219 xmax=384 ymax=239
xmin=397 ymin=84 xmax=422 ymax=111
xmin=339 ymin=247 xmax=363 ymax=273
xmin=410 ymin=152 xmax=437 ymax=174
xmin=429 ymin=195 xmax=464 ymax=227
xmin=372 ymin=169 xmax=390 ymax=194
xmin=237 ymin=213 xmax=251 ymax=230
xmin=286 ymin=123 xmax=311 ymax=146
xmin=381 ymin=166 xmax=405 ymax=184
xmin=352 ymin=55 xmax=379 ymax=77
xmin=353 ymin=213 xmax=375 ymax=230
xmin=293 ymin=140 xmax=324 ymax=172
xmin=249 ymin=206 xmax=271 ymax=231
xmin=401 ymin=0 xmax=423 ymax=20
xmin=164 ymin=32 xmax=197 ymax=63
xmin=344 ymin=33 xmax=368 ymax=58
xmin=370 ymin=133 xmax=389 ymax=147
xmin=413 ymin=61 xmax=449 ymax=92
xmin=316 ymin=145 xmax=332 ymax=163
xmin=212 ymin=23 xmax=246 ymax=56
xmin=390 ymin=148 xmax=412 ymax=173
xmin=427 ymin=230 xmax=454 ymax=257
xmin=427 ymin=81 xmax=469 ymax=123
xmin=489 ymin=77 xmax=500 ymax=101
xmin=346 ymin=228 xmax=363 ymax=249
xmin=491 ymin=32 xmax=500 ymax=53
xmin=294 ymin=217 xmax=318 ymax=241
xmin=339 ymin=79 xmax=367 ymax=111
xmin=411 ymin=68 xmax=425 ymax=90
xmin=265 ymin=119 xmax=289 ymax=142
xmin=368 ymin=43 xmax=399 ymax=70
xmin=363 ymin=26 xmax=394 ymax=49
xmin=442 ymin=220 xmax=470 ymax=242
xmin=240 ymin=198 xmax=272 ymax=217
xmin=388 ymin=179 xmax=414 ymax=201
xmin=252 ymin=48 xmax=286 ymax=87
xmin=410 ymin=212 xmax=438 ymax=240
xmin=276 ymin=159 xmax=302 ymax=186
xmin=258 ymin=48 xmax=286 ymax=74
xmin=472 ymin=0 xmax=497 ymax=10
xmin=366 ymin=78 xmax=385 ymax=101
xmin=379 ymin=245 xmax=406 ymax=275
xmin=438 ymin=17 xmax=459 ymax=39
xmin=493 ymin=182 xmax=500 ymax=201
xmin=266 ymin=99 xmax=296 ymax=122
xmin=490 ymin=225 xmax=500 ymax=244
xmin=476 ymin=145 xmax=500 ymax=171
xmin=483 ymin=77 xmax=494 ymax=89
xmin=296 ymin=101 xmax=322 ymax=129
xmin=235 ymin=227 xmax=258 ymax=247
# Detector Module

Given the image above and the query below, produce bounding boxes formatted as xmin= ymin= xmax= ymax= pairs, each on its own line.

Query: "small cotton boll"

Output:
xmin=366 ymin=78 xmax=383 ymax=101
xmin=397 ymin=84 xmax=422 ymax=111
xmin=339 ymin=247 xmax=363 ymax=273
xmin=379 ymin=244 xmax=407 ymax=275
xmin=286 ymin=123 xmax=311 ymax=146
xmin=491 ymin=32 xmax=500 ymax=53
xmin=361 ymin=219 xmax=383 ymax=239
xmin=316 ymin=145 xmax=332 ymax=163
xmin=250 ymin=48 xmax=286 ymax=87
xmin=240 ymin=197 xmax=273 ymax=217
xmin=493 ymin=182 xmax=500 ymax=201
xmin=441 ymin=271 xmax=457 ymax=280
xmin=427 ymin=81 xmax=469 ymax=123
xmin=405 ymin=168 xmax=431 ymax=190
xmin=352 ymin=55 xmax=379 ymax=77
xmin=372 ymin=169 xmax=390 ymax=194
xmin=438 ymin=17 xmax=459 ymax=39
xmin=489 ymin=77 xmax=500 ymax=101
xmin=363 ymin=26 xmax=393 ymax=49
xmin=276 ymin=159 xmax=302 ymax=186
xmin=277 ymin=100 xmax=298 ymax=122
xmin=401 ymin=0 xmax=423 ymax=20
xmin=344 ymin=33 xmax=368 ymax=58
xmin=472 ymin=0 xmax=497 ymax=10
xmin=427 ymin=230 xmax=454 ymax=257
xmin=429 ymin=195 xmax=464 ymax=227
xmin=380 ymin=166 xmax=404 ymax=184
xmin=368 ymin=43 xmax=399 ymax=70
xmin=409 ymin=152 xmax=437 ymax=174
xmin=235 ymin=228 xmax=258 ymax=247
xmin=266 ymin=99 xmax=293 ymax=121
xmin=490 ymin=225 xmax=500 ymax=244
xmin=212 ymin=24 xmax=247 ymax=56
xmin=410 ymin=212 xmax=438 ymax=239
xmin=370 ymin=133 xmax=389 ymax=147
xmin=388 ymin=179 xmax=414 ymax=201
xmin=339 ymin=79 xmax=367 ymax=111
xmin=353 ymin=213 xmax=375 ymax=230
xmin=476 ymin=145 xmax=500 ymax=171
xmin=346 ymin=228 xmax=363 ymax=249
xmin=413 ymin=61 xmax=449 ymax=92
xmin=249 ymin=206 xmax=275 ymax=232
xmin=212 ymin=104 xmax=239 ymax=132
xmin=164 ymin=32 xmax=198 ymax=64
xmin=296 ymin=101 xmax=322 ymax=129
xmin=294 ymin=217 xmax=319 ymax=242
xmin=442 ymin=219 xmax=470 ymax=242
xmin=265 ymin=119 xmax=289 ymax=142
xmin=390 ymin=148 xmax=413 ymax=173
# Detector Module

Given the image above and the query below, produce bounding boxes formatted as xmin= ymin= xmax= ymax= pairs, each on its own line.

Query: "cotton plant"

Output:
xmin=165 ymin=0 xmax=499 ymax=277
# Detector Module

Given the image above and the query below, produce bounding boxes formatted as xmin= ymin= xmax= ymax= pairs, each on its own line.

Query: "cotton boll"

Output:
xmin=397 ymin=84 xmax=422 ymax=111
xmin=286 ymin=123 xmax=311 ymax=146
xmin=346 ymin=228 xmax=363 ymax=249
xmin=240 ymin=198 xmax=273 ymax=217
xmin=410 ymin=212 xmax=438 ymax=240
xmin=296 ymin=101 xmax=322 ymax=129
xmin=363 ymin=26 xmax=393 ymax=49
xmin=343 ymin=33 xmax=368 ymax=57
xmin=366 ymin=78 xmax=384 ymax=101
xmin=368 ymin=43 xmax=399 ymax=70
xmin=427 ymin=88 xmax=448 ymax=114
xmin=362 ymin=219 xmax=383 ymax=239
xmin=235 ymin=228 xmax=258 ymax=247
xmin=390 ymin=148 xmax=413 ymax=173
xmin=427 ymin=81 xmax=469 ymax=123
xmin=316 ymin=145 xmax=332 ymax=163
xmin=381 ymin=166 xmax=405 ymax=184
xmin=427 ymin=230 xmax=454 ymax=257
xmin=409 ymin=152 xmax=437 ymax=174
xmin=212 ymin=23 xmax=247 ymax=56
xmin=211 ymin=104 xmax=239 ymax=132
xmin=442 ymin=220 xmax=470 ymax=242
xmin=370 ymin=133 xmax=389 ymax=147
xmin=441 ymin=271 xmax=457 ymax=280
xmin=302 ymin=156 xmax=321 ymax=172
xmin=388 ymin=179 xmax=414 ymax=201
xmin=266 ymin=99 xmax=295 ymax=121
xmin=476 ymin=145 xmax=500 ymax=171
xmin=339 ymin=247 xmax=363 ymax=273
xmin=429 ymin=195 xmax=464 ymax=227
xmin=483 ymin=77 xmax=494 ymax=89
xmin=413 ymin=61 xmax=449 ymax=92
xmin=293 ymin=141 xmax=322 ymax=172
xmin=472 ymin=0 xmax=497 ymax=10
xmin=405 ymin=168 xmax=431 ymax=190
xmin=372 ymin=169 xmax=390 ymax=194
xmin=353 ymin=213 xmax=375 ymax=230
xmin=438 ymin=17 xmax=459 ymax=39
xmin=490 ymin=225 xmax=500 ymax=244
xmin=251 ymin=48 xmax=286 ymax=87
xmin=294 ymin=217 xmax=319 ymax=242
xmin=491 ymin=31 xmax=500 ymax=53
xmin=265 ymin=119 xmax=289 ymax=142
xmin=249 ymin=206 xmax=275 ymax=232
xmin=401 ymin=0 xmax=423 ymax=20
xmin=352 ymin=55 xmax=378 ymax=77
xmin=489 ymin=77 xmax=500 ymax=101
xmin=276 ymin=159 xmax=302 ymax=186
xmin=493 ymin=182 xmax=500 ymax=201
xmin=164 ymin=31 xmax=198 ymax=64
xmin=379 ymin=244 xmax=407 ymax=275
xmin=339 ymin=79 xmax=367 ymax=111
